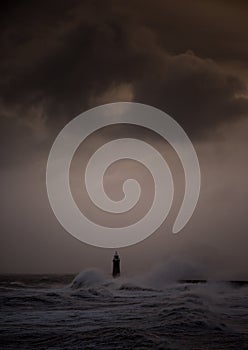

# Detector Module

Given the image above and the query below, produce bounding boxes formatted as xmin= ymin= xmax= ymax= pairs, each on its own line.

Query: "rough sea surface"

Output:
xmin=0 ymin=270 xmax=248 ymax=349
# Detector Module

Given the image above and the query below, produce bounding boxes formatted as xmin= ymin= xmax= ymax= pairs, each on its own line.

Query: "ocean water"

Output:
xmin=0 ymin=270 xmax=248 ymax=350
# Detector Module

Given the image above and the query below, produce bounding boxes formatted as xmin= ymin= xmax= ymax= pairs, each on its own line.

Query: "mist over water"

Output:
xmin=1 ymin=266 xmax=248 ymax=349
xmin=70 ymin=258 xmax=209 ymax=291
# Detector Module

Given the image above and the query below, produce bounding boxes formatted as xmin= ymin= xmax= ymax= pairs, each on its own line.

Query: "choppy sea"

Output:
xmin=1 ymin=270 xmax=248 ymax=349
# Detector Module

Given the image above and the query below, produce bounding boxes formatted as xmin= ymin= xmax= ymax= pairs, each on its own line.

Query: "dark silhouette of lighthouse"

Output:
xmin=112 ymin=251 xmax=120 ymax=278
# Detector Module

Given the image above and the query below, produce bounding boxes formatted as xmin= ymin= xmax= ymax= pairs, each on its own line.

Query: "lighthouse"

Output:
xmin=112 ymin=251 xmax=120 ymax=278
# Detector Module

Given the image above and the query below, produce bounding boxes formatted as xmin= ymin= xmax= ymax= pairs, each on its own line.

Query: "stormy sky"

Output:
xmin=1 ymin=0 xmax=248 ymax=278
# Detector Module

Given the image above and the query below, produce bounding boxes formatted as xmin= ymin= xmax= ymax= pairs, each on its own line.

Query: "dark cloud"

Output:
xmin=134 ymin=52 xmax=248 ymax=137
xmin=0 ymin=0 xmax=247 ymax=139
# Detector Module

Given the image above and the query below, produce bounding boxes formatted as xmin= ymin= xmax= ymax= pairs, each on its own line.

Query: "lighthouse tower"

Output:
xmin=112 ymin=251 xmax=120 ymax=278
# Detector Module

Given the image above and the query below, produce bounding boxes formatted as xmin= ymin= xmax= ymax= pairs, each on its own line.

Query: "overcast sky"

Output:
xmin=1 ymin=0 xmax=248 ymax=278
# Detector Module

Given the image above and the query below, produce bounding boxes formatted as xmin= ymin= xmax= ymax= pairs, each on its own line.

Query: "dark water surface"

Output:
xmin=1 ymin=271 xmax=248 ymax=349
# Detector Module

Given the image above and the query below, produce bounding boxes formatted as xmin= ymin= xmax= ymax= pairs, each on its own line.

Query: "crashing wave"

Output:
xmin=70 ymin=268 xmax=109 ymax=289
